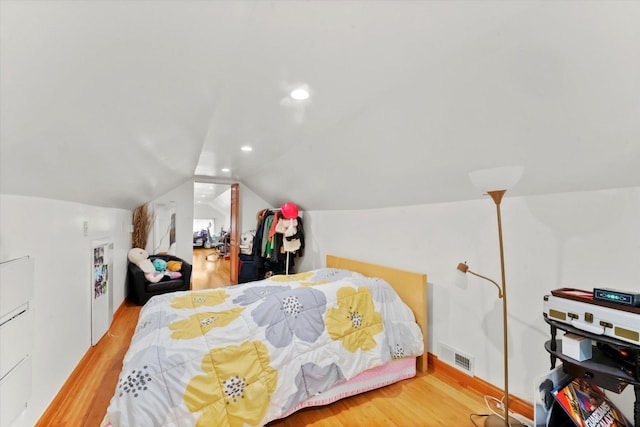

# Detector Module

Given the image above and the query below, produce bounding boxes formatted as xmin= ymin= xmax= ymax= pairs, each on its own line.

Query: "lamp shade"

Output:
xmin=468 ymin=166 xmax=523 ymax=193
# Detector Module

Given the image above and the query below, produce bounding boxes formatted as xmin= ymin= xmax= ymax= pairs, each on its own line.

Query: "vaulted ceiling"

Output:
xmin=1 ymin=1 xmax=639 ymax=211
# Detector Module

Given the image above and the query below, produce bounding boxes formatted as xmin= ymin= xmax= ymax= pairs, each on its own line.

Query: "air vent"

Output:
xmin=439 ymin=342 xmax=475 ymax=376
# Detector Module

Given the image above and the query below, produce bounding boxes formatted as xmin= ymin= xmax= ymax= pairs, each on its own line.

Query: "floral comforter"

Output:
xmin=106 ymin=268 xmax=424 ymax=427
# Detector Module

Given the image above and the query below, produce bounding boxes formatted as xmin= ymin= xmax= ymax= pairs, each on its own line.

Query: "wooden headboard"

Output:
xmin=326 ymin=255 xmax=428 ymax=373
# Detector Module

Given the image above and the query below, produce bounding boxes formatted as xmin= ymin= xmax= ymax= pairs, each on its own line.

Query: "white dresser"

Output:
xmin=0 ymin=256 xmax=34 ymax=427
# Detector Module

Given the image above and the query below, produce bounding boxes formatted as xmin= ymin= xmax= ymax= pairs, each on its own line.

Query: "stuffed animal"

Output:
xmin=152 ymin=258 xmax=168 ymax=272
xmin=239 ymin=230 xmax=256 ymax=255
xmin=164 ymin=270 xmax=182 ymax=279
xmin=167 ymin=260 xmax=182 ymax=272
xmin=128 ymin=248 xmax=163 ymax=283
xmin=275 ymin=219 xmax=301 ymax=252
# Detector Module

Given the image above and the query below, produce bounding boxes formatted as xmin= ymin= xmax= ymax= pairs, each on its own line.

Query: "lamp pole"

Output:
xmin=464 ymin=165 xmax=524 ymax=427
xmin=457 ymin=189 xmax=520 ymax=426
xmin=487 ymin=190 xmax=510 ymax=427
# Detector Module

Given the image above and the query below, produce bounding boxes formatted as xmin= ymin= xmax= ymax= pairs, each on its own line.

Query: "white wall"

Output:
xmin=211 ymin=191 xmax=231 ymax=231
xmin=150 ymin=201 xmax=176 ymax=254
xmin=298 ymin=186 xmax=640 ymax=420
xmin=0 ymin=194 xmax=131 ymax=426
xmin=193 ymin=203 xmax=227 ymax=234
xmin=239 ymin=184 xmax=272 ymax=235
xmin=147 ymin=179 xmax=194 ymax=262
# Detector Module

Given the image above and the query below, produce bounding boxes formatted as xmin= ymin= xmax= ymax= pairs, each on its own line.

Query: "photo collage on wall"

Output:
xmin=93 ymin=246 xmax=108 ymax=299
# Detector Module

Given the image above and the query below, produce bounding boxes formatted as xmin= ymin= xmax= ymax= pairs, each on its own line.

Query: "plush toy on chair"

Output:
xmin=126 ymin=249 xmax=192 ymax=305
xmin=127 ymin=248 xmax=163 ymax=283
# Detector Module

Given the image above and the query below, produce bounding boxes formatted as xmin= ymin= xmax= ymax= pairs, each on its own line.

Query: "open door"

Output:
xmin=229 ymin=183 xmax=239 ymax=284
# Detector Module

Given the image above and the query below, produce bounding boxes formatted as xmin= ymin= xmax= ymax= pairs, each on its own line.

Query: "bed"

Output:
xmin=103 ymin=255 xmax=427 ymax=427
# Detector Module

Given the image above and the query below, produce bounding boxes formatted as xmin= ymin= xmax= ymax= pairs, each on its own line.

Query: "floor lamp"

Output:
xmin=457 ymin=166 xmax=524 ymax=427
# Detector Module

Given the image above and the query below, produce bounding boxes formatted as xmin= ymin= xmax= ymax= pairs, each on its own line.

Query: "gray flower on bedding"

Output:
xmin=134 ymin=310 xmax=179 ymax=341
xmin=371 ymin=279 xmax=400 ymax=303
xmin=384 ymin=321 xmax=422 ymax=358
xmin=232 ymin=285 xmax=292 ymax=306
xmin=251 ymin=287 xmax=327 ymax=347
xmin=283 ymin=362 xmax=346 ymax=412
xmin=110 ymin=346 xmax=187 ymax=426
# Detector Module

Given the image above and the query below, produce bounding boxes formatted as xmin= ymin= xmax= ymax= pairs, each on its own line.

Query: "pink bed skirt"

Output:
xmin=277 ymin=357 xmax=417 ymax=419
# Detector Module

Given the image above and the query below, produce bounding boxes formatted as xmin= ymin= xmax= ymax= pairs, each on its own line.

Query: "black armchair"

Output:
xmin=126 ymin=254 xmax=192 ymax=305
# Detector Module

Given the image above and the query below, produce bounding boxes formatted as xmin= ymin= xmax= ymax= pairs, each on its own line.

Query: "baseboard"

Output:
xmin=427 ymin=352 xmax=534 ymax=421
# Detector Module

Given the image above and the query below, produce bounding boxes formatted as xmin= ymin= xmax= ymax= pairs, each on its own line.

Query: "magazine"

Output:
xmin=552 ymin=377 xmax=631 ymax=427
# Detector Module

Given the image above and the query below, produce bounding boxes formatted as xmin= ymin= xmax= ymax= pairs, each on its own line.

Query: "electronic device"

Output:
xmin=593 ymin=288 xmax=640 ymax=307
xmin=596 ymin=342 xmax=636 ymax=370
xmin=543 ymin=290 xmax=640 ymax=345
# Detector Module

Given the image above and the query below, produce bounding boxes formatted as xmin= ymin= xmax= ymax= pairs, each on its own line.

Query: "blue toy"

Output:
xmin=152 ymin=258 xmax=167 ymax=272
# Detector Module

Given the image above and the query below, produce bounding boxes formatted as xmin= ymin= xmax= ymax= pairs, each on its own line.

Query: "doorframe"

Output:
xmin=229 ymin=183 xmax=239 ymax=284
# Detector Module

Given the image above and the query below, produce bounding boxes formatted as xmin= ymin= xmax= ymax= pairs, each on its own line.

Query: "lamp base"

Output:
xmin=484 ymin=414 xmax=526 ymax=427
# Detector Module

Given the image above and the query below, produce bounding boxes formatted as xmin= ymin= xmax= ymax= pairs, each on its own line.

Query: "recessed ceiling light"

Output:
xmin=241 ymin=145 xmax=253 ymax=152
xmin=221 ymin=168 xmax=230 ymax=172
xmin=290 ymin=88 xmax=310 ymax=101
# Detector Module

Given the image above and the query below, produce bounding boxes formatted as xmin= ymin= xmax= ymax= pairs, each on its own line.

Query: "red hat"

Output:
xmin=280 ymin=202 xmax=299 ymax=219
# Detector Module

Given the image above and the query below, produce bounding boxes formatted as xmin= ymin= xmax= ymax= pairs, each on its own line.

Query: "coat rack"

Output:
xmin=252 ymin=202 xmax=302 ymax=279
xmin=279 ymin=202 xmax=299 ymax=275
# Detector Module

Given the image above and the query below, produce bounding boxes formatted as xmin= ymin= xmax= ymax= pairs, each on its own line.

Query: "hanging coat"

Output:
xmin=275 ymin=218 xmax=301 ymax=252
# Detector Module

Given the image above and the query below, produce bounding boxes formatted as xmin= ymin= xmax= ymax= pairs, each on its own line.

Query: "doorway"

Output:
xmin=192 ymin=181 xmax=239 ymax=286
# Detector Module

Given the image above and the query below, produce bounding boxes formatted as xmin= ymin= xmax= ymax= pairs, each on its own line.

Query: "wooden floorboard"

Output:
xmin=36 ymin=252 xmax=520 ymax=426
xmin=191 ymin=247 xmax=231 ymax=290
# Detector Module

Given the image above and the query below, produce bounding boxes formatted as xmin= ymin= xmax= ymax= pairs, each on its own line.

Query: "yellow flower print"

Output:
xmin=268 ymin=271 xmax=314 ymax=282
xmin=299 ymin=280 xmax=331 ymax=287
xmin=169 ymin=308 xmax=245 ymax=339
xmin=325 ymin=287 xmax=383 ymax=352
xmin=183 ymin=341 xmax=278 ymax=427
xmin=170 ymin=290 xmax=230 ymax=309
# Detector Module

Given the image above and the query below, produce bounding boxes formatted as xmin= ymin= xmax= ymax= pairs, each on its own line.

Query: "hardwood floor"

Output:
xmin=266 ymin=369 xmax=493 ymax=427
xmin=36 ymin=252 xmax=506 ymax=427
xmin=191 ymin=248 xmax=232 ymax=290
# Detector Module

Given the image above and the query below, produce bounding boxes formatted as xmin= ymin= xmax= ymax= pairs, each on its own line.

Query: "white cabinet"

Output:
xmin=0 ymin=256 xmax=34 ymax=427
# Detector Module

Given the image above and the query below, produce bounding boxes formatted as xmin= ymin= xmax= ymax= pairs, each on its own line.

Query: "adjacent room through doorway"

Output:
xmin=192 ymin=181 xmax=238 ymax=287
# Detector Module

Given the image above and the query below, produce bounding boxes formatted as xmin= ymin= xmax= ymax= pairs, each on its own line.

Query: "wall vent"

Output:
xmin=439 ymin=342 xmax=475 ymax=376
